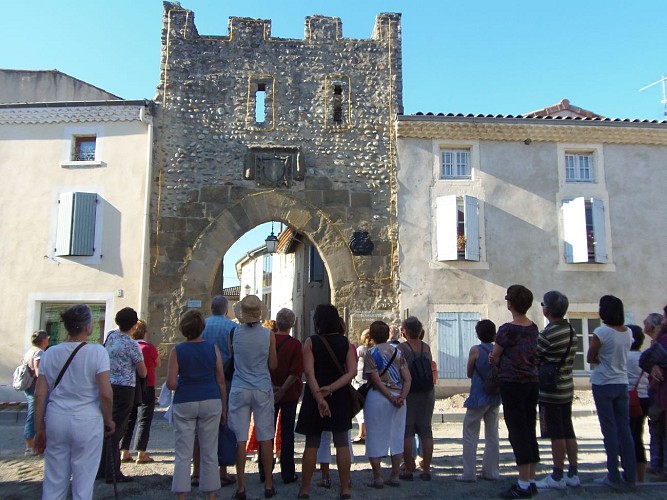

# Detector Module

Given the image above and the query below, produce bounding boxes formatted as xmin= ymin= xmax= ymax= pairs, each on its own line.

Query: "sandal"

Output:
xmin=367 ymin=480 xmax=384 ymax=489
xmin=264 ymin=486 xmax=277 ymax=498
xmin=136 ymin=456 xmax=155 ymax=464
xmin=399 ymin=471 xmax=414 ymax=481
xmin=317 ymin=477 xmax=332 ymax=489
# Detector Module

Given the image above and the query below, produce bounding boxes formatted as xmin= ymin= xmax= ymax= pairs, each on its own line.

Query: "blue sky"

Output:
xmin=3 ymin=0 xmax=665 ymax=285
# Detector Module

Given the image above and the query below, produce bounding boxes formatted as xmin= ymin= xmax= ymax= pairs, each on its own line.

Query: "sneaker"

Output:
xmin=24 ymin=448 xmax=33 ymax=456
xmin=564 ymin=475 xmax=580 ymax=487
xmin=594 ymin=476 xmax=623 ymax=490
xmin=535 ymin=475 xmax=566 ymax=490
xmin=498 ymin=484 xmax=532 ymax=499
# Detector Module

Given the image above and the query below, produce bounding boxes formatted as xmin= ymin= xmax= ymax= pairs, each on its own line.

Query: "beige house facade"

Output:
xmin=0 ymin=70 xmax=154 ymax=401
xmin=396 ymin=103 xmax=667 ymax=392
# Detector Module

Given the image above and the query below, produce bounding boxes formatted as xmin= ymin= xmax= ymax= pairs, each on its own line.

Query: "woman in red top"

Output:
xmin=121 ymin=320 xmax=161 ymax=463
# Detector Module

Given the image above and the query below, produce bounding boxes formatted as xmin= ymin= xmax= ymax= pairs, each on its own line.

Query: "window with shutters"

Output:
xmin=436 ymin=195 xmax=480 ymax=261
xmin=436 ymin=312 xmax=480 ymax=379
xmin=562 ymin=197 xmax=607 ymax=264
xmin=55 ymin=192 xmax=98 ymax=257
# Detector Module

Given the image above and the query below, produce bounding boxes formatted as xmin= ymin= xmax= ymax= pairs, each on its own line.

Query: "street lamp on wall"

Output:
xmin=265 ymin=221 xmax=278 ymax=254
xmin=244 ymin=284 xmax=251 ymax=296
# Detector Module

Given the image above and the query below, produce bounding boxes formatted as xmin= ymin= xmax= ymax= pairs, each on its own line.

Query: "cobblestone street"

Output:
xmin=2 ymin=409 xmax=666 ymax=499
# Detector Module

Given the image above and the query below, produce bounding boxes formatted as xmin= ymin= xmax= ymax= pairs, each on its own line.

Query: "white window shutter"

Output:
xmin=55 ymin=192 xmax=74 ymax=256
xmin=592 ymin=198 xmax=608 ymax=263
xmin=463 ymin=195 xmax=480 ymax=261
xmin=436 ymin=195 xmax=458 ymax=261
xmin=562 ymin=197 xmax=588 ymax=263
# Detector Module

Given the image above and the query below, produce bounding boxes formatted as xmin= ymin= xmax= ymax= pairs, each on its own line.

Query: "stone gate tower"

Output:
xmin=151 ymin=1 xmax=403 ymax=341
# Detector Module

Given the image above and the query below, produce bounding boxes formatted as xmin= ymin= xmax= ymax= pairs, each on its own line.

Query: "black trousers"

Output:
xmin=258 ymin=399 xmax=298 ymax=482
xmin=98 ymin=385 xmax=135 ymax=480
xmin=500 ymin=381 xmax=540 ymax=466
xmin=121 ymin=385 xmax=156 ymax=452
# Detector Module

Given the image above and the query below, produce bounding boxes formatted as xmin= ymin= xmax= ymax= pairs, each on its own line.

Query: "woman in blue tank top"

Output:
xmin=167 ymin=310 xmax=227 ymax=500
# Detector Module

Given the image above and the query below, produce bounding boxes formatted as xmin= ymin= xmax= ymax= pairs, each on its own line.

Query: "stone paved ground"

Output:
xmin=2 ymin=408 xmax=667 ymax=499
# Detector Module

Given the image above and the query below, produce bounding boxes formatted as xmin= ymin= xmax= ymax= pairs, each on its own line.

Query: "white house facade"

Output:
xmin=0 ymin=70 xmax=154 ymax=401
xmin=396 ymin=101 xmax=667 ymax=391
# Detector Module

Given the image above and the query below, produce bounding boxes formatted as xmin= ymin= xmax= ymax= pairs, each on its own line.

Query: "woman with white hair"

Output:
xmin=33 ymin=304 xmax=115 ymax=500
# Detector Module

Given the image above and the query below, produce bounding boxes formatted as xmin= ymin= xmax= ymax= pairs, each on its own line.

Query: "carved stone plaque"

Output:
xmin=245 ymin=146 xmax=304 ymax=187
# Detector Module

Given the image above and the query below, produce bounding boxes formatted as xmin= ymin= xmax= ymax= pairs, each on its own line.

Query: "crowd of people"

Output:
xmin=23 ymin=289 xmax=667 ymax=499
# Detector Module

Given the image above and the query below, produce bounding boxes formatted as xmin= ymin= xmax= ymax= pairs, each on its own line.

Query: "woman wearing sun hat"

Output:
xmin=228 ymin=295 xmax=278 ymax=500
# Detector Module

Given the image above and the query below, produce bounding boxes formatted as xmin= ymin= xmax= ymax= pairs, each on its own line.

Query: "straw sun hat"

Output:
xmin=234 ymin=295 xmax=268 ymax=324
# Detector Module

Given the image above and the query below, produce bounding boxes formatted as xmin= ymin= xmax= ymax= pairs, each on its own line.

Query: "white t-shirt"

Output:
xmin=40 ymin=342 xmax=110 ymax=418
xmin=590 ymin=325 xmax=632 ymax=386
xmin=627 ymin=350 xmax=650 ymax=398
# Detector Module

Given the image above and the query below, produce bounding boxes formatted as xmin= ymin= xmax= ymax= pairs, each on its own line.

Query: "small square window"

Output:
xmin=565 ymin=153 xmax=594 ymax=182
xmin=440 ymin=149 xmax=471 ymax=179
xmin=73 ymin=136 xmax=96 ymax=161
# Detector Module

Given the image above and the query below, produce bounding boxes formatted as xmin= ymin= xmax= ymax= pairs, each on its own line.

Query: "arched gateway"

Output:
xmin=150 ymin=3 xmax=403 ymax=348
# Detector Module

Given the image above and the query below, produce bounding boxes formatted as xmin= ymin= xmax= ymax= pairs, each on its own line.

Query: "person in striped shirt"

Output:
xmin=535 ymin=290 xmax=580 ymax=491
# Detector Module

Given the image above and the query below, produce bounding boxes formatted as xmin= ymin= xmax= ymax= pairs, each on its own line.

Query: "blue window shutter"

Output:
xmin=55 ymin=192 xmax=97 ymax=256
xmin=463 ymin=195 xmax=480 ymax=261
xmin=437 ymin=312 xmax=460 ymax=379
xmin=437 ymin=311 xmax=481 ymax=380
xmin=591 ymin=198 xmax=607 ymax=263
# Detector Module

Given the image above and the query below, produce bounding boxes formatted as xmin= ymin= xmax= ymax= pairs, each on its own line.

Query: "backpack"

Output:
xmin=475 ymin=344 xmax=500 ymax=395
xmin=12 ymin=360 xmax=35 ymax=391
xmin=406 ymin=342 xmax=435 ymax=393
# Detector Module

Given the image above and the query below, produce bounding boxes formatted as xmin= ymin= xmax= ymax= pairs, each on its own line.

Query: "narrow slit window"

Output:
xmin=333 ymin=84 xmax=343 ymax=124
xmin=255 ymin=83 xmax=266 ymax=123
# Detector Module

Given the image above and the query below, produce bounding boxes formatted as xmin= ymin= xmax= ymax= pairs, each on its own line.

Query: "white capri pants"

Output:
xmin=172 ymin=399 xmax=222 ymax=493
xmin=363 ymin=388 xmax=407 ymax=458
xmin=42 ymin=411 xmax=103 ymax=500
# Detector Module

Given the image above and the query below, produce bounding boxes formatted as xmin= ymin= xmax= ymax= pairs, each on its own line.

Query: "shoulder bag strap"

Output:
xmin=228 ymin=327 xmax=236 ymax=356
xmin=557 ymin=325 xmax=575 ymax=369
xmin=318 ymin=335 xmax=347 ymax=376
xmin=53 ymin=342 xmax=87 ymax=389
xmin=634 ymin=371 xmax=645 ymax=390
xmin=276 ymin=336 xmax=290 ymax=352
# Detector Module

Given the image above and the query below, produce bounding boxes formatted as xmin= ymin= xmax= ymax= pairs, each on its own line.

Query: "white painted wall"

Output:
xmin=0 ymin=106 xmax=152 ymax=401
xmin=397 ymin=128 xmax=667 ymax=385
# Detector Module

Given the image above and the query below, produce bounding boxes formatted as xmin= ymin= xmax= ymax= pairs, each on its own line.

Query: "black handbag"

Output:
xmin=538 ymin=325 xmax=574 ymax=392
xmin=320 ymin=336 xmax=395 ymax=416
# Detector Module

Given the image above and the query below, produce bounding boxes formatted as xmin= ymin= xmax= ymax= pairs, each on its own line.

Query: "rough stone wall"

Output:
xmin=151 ymin=2 xmax=403 ymax=342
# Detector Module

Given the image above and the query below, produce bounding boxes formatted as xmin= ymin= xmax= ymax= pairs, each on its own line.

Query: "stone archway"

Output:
xmin=183 ymin=190 xmax=356 ymax=306
xmin=150 ymin=190 xmax=393 ymax=347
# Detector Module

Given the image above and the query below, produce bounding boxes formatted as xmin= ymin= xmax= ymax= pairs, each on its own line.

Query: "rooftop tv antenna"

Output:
xmin=639 ymin=76 xmax=667 ymax=117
